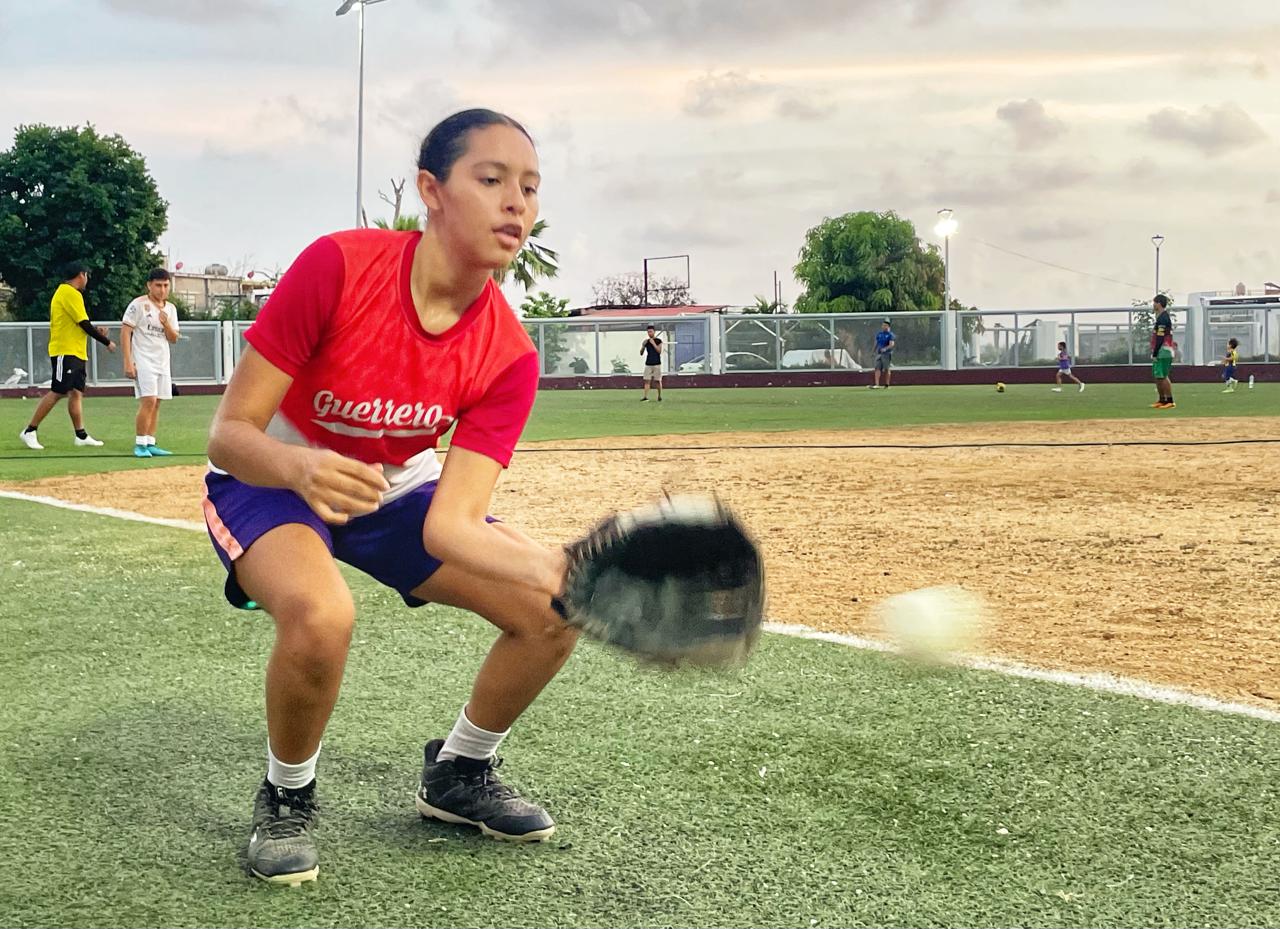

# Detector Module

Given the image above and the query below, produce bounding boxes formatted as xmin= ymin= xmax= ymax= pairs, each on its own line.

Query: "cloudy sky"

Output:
xmin=2 ymin=0 xmax=1276 ymax=310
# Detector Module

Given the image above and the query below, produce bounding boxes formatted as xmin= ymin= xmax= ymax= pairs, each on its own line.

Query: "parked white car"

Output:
xmin=780 ymin=348 xmax=862 ymax=370
xmin=679 ymin=352 xmax=775 ymax=372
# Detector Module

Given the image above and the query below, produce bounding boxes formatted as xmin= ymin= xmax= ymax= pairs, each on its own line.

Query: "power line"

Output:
xmin=970 ymin=238 xmax=1170 ymax=294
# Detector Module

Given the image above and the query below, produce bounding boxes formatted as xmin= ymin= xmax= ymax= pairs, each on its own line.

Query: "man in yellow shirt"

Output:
xmin=19 ymin=261 xmax=116 ymax=450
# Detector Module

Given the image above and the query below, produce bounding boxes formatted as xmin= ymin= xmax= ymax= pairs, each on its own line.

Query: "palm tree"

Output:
xmin=497 ymin=219 xmax=559 ymax=289
xmin=746 ymin=295 xmax=787 ymax=314
xmin=373 ymin=215 xmax=424 ymax=232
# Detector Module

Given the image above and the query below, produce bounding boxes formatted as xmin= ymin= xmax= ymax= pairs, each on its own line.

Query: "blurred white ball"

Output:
xmin=874 ymin=585 xmax=987 ymax=661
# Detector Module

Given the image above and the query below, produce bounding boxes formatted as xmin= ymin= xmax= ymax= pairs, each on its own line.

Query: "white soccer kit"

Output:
xmin=122 ymin=297 xmax=178 ymax=398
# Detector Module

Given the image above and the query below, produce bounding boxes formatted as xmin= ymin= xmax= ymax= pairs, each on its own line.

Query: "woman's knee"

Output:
xmin=271 ymin=590 xmax=356 ymax=663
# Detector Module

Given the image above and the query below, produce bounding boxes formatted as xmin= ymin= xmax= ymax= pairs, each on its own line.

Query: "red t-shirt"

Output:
xmin=243 ymin=229 xmax=537 ymax=499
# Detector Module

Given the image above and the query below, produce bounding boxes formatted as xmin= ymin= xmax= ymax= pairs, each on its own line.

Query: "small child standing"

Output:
xmin=1051 ymin=341 xmax=1085 ymax=393
xmin=1221 ymin=338 xmax=1240 ymax=393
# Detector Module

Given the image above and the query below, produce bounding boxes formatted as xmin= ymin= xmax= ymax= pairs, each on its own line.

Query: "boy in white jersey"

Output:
xmin=121 ymin=268 xmax=180 ymax=457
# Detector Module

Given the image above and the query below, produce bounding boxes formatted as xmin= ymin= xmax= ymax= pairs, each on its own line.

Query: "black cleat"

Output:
xmin=415 ymin=739 xmax=555 ymax=842
xmin=247 ymin=779 xmax=320 ymax=886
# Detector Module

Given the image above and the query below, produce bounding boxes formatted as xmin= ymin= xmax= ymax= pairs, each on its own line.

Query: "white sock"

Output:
xmin=267 ymin=741 xmax=320 ymax=789
xmin=144 ymin=435 xmax=156 ymax=446
xmin=437 ymin=705 xmax=508 ymax=762
xmin=135 ymin=435 xmax=147 ymax=446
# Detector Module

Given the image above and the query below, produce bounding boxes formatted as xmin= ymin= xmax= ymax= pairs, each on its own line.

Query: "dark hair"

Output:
xmin=417 ymin=108 xmax=533 ymax=182
xmin=60 ymin=260 xmax=88 ymax=282
xmin=1057 ymin=341 xmax=1066 ymax=349
xmin=146 ymin=268 xmax=171 ymax=283
xmin=1228 ymin=337 xmax=1239 ymax=348
xmin=1153 ymin=294 xmax=1169 ymax=308
xmin=646 ymin=325 xmax=655 ymax=331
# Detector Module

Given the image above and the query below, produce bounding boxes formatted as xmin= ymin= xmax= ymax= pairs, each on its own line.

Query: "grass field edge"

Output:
xmin=4 ymin=489 xmax=1276 ymax=726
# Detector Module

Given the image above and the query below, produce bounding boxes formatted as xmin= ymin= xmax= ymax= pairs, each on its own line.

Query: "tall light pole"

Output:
xmin=934 ymin=208 xmax=958 ymax=311
xmin=1151 ymin=234 xmax=1164 ymax=296
xmin=336 ymin=0 xmax=390 ymax=228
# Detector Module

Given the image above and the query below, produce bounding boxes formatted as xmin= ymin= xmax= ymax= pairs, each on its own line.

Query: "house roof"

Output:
xmin=569 ymin=304 xmax=729 ymax=319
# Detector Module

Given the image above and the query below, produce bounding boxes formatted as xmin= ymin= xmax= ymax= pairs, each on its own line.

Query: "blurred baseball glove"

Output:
xmin=553 ymin=494 xmax=765 ymax=667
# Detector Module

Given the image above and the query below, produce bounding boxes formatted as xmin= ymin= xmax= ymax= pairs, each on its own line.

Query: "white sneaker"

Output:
xmin=19 ymin=430 xmax=43 ymax=450
xmin=1078 ymin=383 xmax=1086 ymax=392
xmin=74 ymin=434 xmax=104 ymax=447
xmin=1051 ymin=387 xmax=1062 ymax=392
xmin=1222 ymin=387 xmax=1235 ymax=393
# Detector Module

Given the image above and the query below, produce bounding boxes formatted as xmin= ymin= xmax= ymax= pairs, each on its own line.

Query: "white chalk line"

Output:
xmin=0 ymin=489 xmax=206 ymax=531
xmin=764 ymin=623 xmax=1280 ymax=724
xmin=2 ymin=489 xmax=1276 ymax=724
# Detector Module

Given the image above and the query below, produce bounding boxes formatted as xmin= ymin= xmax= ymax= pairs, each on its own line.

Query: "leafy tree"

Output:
xmin=168 ymin=291 xmax=193 ymax=320
xmin=519 ymin=290 xmax=570 ymax=318
xmin=519 ymin=290 xmax=572 ymax=374
xmin=0 ymin=124 xmax=167 ymax=320
xmin=793 ymin=210 xmax=945 ymax=315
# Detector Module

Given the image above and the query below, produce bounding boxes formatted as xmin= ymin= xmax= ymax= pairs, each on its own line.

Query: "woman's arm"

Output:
xmin=424 ymin=445 xmax=566 ymax=596
xmin=208 ymin=346 xmax=389 ymax=525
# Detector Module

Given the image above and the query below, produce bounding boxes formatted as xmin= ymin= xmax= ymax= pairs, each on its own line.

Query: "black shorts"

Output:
xmin=50 ymin=355 xmax=87 ymax=395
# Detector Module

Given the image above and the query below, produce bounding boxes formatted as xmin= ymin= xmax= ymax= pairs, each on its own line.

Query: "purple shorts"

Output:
xmin=203 ymin=471 xmax=468 ymax=609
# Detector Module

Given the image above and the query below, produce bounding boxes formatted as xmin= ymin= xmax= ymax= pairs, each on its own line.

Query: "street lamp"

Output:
xmin=1151 ymin=234 xmax=1165 ymax=296
xmin=336 ymin=0 xmax=391 ymax=228
xmin=934 ymin=208 xmax=958 ymax=311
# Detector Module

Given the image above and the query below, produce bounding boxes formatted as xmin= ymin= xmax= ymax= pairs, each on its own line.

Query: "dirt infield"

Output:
xmin=7 ymin=416 xmax=1279 ymax=707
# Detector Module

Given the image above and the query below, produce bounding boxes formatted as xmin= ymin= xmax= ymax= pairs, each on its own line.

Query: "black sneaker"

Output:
xmin=415 ymin=739 xmax=555 ymax=842
xmin=247 ymin=779 xmax=320 ymax=886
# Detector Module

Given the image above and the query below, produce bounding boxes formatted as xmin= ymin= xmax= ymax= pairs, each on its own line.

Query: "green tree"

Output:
xmin=793 ymin=211 xmax=945 ymax=315
xmin=372 ymin=214 xmax=424 ymax=231
xmin=0 ymin=124 xmax=167 ymax=320
xmin=744 ymin=295 xmax=787 ymax=314
xmin=497 ymin=219 xmax=559 ymax=290
xmin=520 ymin=290 xmax=570 ymax=318
xmin=519 ymin=289 xmax=572 ymax=374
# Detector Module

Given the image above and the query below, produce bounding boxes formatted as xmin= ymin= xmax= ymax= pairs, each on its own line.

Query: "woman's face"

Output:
xmin=418 ymin=124 xmax=540 ymax=271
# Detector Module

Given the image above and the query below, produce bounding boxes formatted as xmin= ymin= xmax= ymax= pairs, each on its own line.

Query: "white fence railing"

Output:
xmin=2 ymin=304 xmax=1276 ymax=388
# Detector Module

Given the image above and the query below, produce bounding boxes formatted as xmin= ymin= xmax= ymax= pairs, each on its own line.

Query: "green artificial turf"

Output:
xmin=1 ymin=497 xmax=1277 ymax=928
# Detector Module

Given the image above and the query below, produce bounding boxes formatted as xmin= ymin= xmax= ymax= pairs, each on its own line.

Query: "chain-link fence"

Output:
xmin=3 ymin=303 xmax=1276 ymax=388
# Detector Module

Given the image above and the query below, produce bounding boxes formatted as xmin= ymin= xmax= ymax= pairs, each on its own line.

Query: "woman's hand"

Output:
xmin=292 ymin=450 xmax=390 ymax=525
